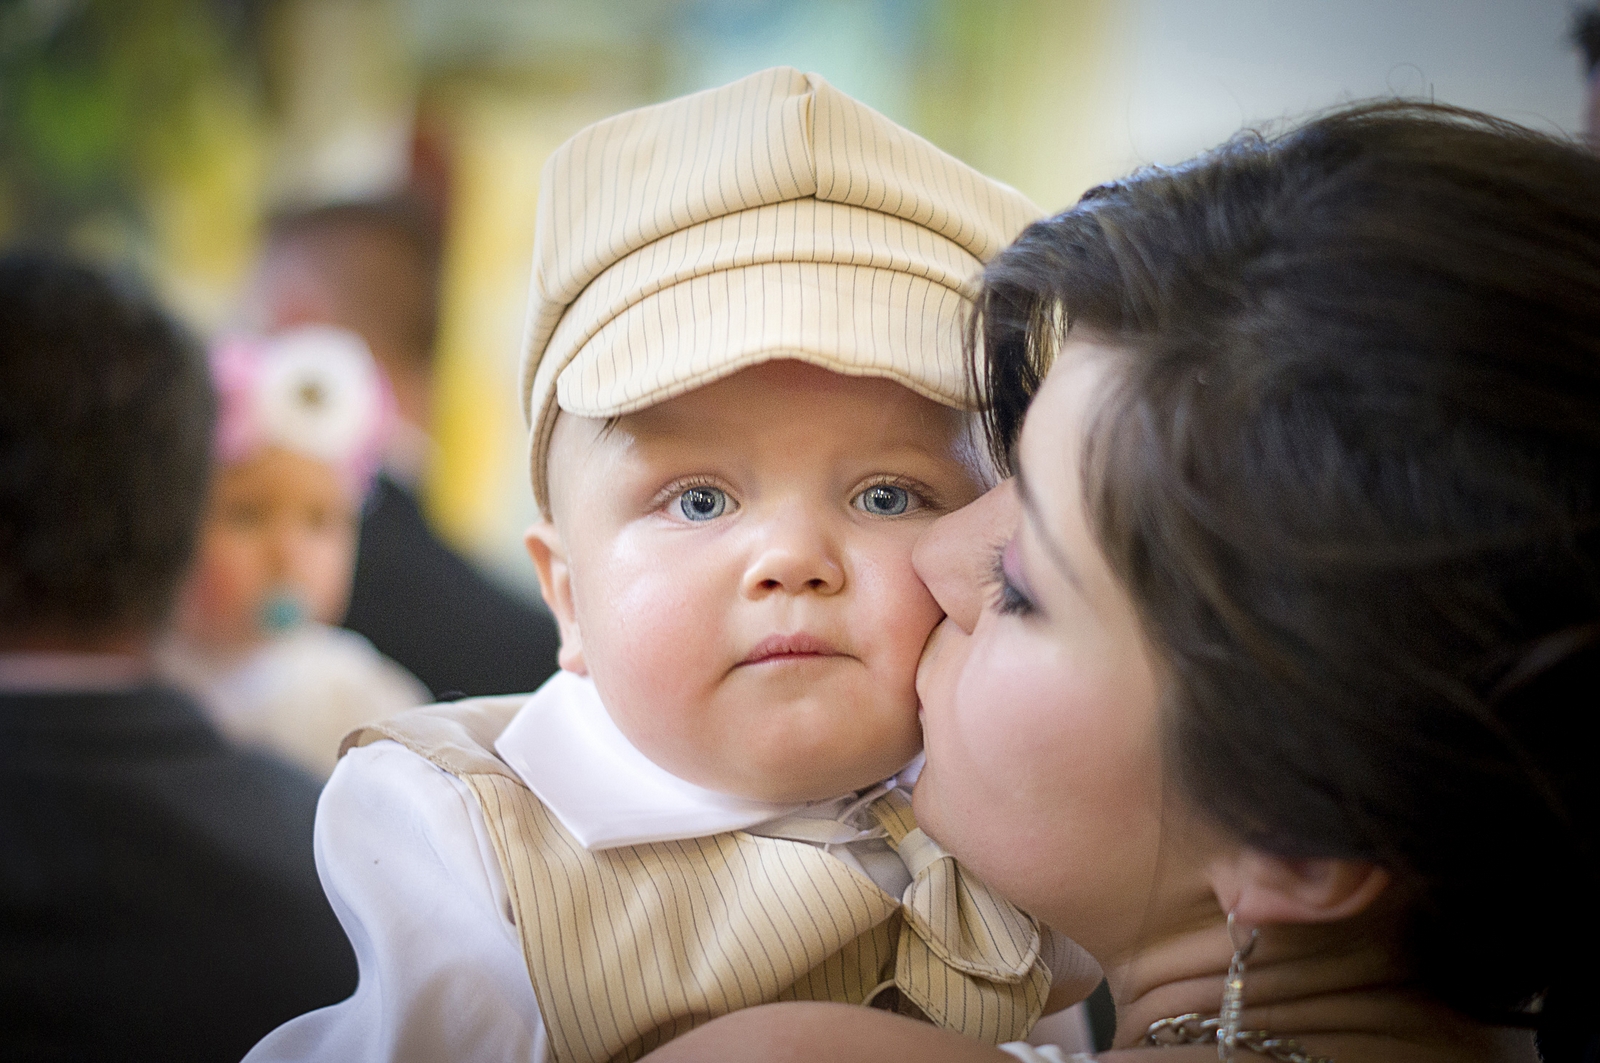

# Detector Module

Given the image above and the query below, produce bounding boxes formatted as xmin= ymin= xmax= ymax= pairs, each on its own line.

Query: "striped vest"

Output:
xmin=348 ymin=698 xmax=1050 ymax=1063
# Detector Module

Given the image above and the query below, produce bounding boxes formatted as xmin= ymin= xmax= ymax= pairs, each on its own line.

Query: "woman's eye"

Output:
xmin=994 ymin=577 xmax=1034 ymax=616
xmin=854 ymin=484 xmax=911 ymax=516
xmin=990 ymin=544 xmax=1036 ymax=617
xmin=676 ymin=486 xmax=729 ymax=521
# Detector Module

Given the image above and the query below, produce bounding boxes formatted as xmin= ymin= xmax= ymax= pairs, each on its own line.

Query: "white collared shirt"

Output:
xmin=496 ymin=671 xmax=861 ymax=849
xmin=244 ymin=671 xmax=922 ymax=1063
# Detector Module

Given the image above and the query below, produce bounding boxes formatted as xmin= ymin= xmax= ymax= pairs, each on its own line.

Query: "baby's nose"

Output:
xmin=740 ymin=522 xmax=844 ymax=597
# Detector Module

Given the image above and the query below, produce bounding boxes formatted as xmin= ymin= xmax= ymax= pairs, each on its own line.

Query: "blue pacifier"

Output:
xmin=258 ymin=591 xmax=307 ymax=634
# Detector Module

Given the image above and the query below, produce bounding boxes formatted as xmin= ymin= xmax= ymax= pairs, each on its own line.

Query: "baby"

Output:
xmin=159 ymin=327 xmax=428 ymax=778
xmin=246 ymin=68 xmax=1095 ymax=1063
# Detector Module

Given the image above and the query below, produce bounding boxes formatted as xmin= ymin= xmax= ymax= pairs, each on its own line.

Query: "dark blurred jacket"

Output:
xmin=0 ymin=684 xmax=358 ymax=1062
xmin=342 ymin=475 xmax=560 ymax=700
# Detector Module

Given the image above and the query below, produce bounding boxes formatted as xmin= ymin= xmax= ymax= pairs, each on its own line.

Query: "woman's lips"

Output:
xmin=739 ymin=633 xmax=845 ymax=665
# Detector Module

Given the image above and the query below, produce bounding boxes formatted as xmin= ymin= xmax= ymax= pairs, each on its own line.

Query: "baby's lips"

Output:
xmin=739 ymin=632 xmax=845 ymax=665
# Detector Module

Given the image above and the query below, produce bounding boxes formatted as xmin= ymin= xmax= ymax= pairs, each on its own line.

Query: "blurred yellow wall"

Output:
xmin=426 ymin=87 xmax=635 ymax=562
xmin=145 ymin=79 xmax=268 ymax=330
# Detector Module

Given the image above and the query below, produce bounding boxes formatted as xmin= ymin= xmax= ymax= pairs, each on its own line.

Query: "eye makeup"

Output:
xmin=988 ymin=538 xmax=1037 ymax=616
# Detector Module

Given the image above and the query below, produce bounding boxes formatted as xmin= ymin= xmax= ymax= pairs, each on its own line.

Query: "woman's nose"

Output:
xmin=913 ymin=479 xmax=1019 ymax=633
xmin=740 ymin=512 xmax=845 ymax=598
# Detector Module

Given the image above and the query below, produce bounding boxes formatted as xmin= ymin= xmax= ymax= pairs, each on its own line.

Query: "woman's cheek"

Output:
xmin=950 ymin=619 xmax=1042 ymax=764
xmin=914 ymin=617 xmax=1011 ymax=844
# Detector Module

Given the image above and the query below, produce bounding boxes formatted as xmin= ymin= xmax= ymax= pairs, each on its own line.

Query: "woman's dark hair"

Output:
xmin=969 ymin=102 xmax=1600 ymax=1053
xmin=0 ymin=252 xmax=215 ymax=638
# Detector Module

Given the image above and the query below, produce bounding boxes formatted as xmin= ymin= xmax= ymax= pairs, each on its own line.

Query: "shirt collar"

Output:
xmin=494 ymin=670 xmax=919 ymax=851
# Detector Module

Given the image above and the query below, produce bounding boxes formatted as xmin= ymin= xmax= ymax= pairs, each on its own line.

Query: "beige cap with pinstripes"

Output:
xmin=522 ymin=65 xmax=1041 ymax=513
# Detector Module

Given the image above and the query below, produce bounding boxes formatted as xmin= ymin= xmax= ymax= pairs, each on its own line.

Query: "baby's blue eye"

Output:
xmin=855 ymin=484 xmax=911 ymax=516
xmin=677 ymin=486 xmax=728 ymax=521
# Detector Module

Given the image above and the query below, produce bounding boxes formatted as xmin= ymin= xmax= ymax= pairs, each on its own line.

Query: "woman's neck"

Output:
xmin=1102 ymin=916 xmax=1538 ymax=1063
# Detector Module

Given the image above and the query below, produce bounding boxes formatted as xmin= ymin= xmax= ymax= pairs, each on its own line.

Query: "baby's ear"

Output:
xmin=525 ymin=521 xmax=587 ymax=675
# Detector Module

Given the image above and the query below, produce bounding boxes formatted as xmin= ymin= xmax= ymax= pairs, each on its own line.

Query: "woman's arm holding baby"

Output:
xmin=639 ymin=929 xmax=1102 ymax=1063
xmin=642 ymin=1003 xmax=1115 ymax=1063
xmin=634 ymin=908 xmax=1100 ymax=1063
xmin=643 ymin=1003 xmax=1026 ymax=1063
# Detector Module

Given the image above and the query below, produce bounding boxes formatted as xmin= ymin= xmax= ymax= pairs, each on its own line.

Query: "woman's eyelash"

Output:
xmin=988 ymin=543 xmax=1035 ymax=616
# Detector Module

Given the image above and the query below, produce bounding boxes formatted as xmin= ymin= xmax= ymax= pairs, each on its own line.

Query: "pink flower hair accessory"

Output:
xmin=210 ymin=325 xmax=396 ymax=499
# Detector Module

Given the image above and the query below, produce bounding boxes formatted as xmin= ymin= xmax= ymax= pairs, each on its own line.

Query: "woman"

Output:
xmin=645 ymin=102 xmax=1600 ymax=1063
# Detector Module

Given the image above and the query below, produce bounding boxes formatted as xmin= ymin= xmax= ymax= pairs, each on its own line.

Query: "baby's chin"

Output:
xmin=605 ymin=678 xmax=925 ymax=802
xmin=662 ymin=732 xmax=925 ymax=804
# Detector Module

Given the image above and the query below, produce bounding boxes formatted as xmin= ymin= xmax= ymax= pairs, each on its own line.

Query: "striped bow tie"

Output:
xmin=869 ymin=788 xmax=1051 ymax=1038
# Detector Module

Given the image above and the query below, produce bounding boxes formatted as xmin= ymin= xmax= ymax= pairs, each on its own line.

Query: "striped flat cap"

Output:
xmin=522 ymin=65 xmax=1041 ymax=512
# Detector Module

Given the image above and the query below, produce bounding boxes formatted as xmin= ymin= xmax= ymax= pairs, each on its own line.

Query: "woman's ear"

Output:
xmin=1210 ymin=849 xmax=1392 ymax=927
xmin=525 ymin=521 xmax=586 ymax=675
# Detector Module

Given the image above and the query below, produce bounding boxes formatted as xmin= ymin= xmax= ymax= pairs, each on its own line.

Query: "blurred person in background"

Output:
xmin=0 ymin=253 xmax=357 ymax=1062
xmin=247 ymin=198 xmax=562 ymax=699
xmin=1574 ymin=4 xmax=1600 ymax=140
xmin=157 ymin=326 xmax=429 ymax=780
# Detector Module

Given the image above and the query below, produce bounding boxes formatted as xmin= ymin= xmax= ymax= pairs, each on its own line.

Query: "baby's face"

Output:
xmin=176 ymin=447 xmax=359 ymax=653
xmin=529 ymin=360 xmax=989 ymax=803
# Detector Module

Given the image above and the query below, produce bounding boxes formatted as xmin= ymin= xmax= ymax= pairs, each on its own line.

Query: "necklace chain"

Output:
xmin=1142 ymin=1013 xmax=1334 ymax=1063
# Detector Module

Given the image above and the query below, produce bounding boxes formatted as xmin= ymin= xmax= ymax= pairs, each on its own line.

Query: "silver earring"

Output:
xmin=1219 ymin=910 xmax=1259 ymax=1061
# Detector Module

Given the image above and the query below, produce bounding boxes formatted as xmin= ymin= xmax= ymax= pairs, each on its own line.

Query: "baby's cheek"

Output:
xmin=854 ymin=549 xmax=945 ymax=679
xmin=580 ymin=564 xmax=718 ymax=727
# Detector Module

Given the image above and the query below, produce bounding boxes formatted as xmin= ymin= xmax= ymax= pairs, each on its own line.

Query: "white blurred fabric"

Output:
xmin=158 ymin=623 xmax=428 ymax=779
xmin=1000 ymin=1042 xmax=1097 ymax=1063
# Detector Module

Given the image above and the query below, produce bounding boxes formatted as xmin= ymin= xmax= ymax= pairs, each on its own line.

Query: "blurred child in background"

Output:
xmin=248 ymin=199 xmax=561 ymax=700
xmin=159 ymin=325 xmax=428 ymax=779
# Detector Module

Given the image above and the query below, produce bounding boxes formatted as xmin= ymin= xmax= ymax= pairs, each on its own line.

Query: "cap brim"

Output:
xmin=530 ymin=260 xmax=975 ymax=512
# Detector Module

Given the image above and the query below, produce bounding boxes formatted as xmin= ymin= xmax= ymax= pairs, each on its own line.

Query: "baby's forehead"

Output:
xmin=543 ymin=362 xmax=979 ymax=505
